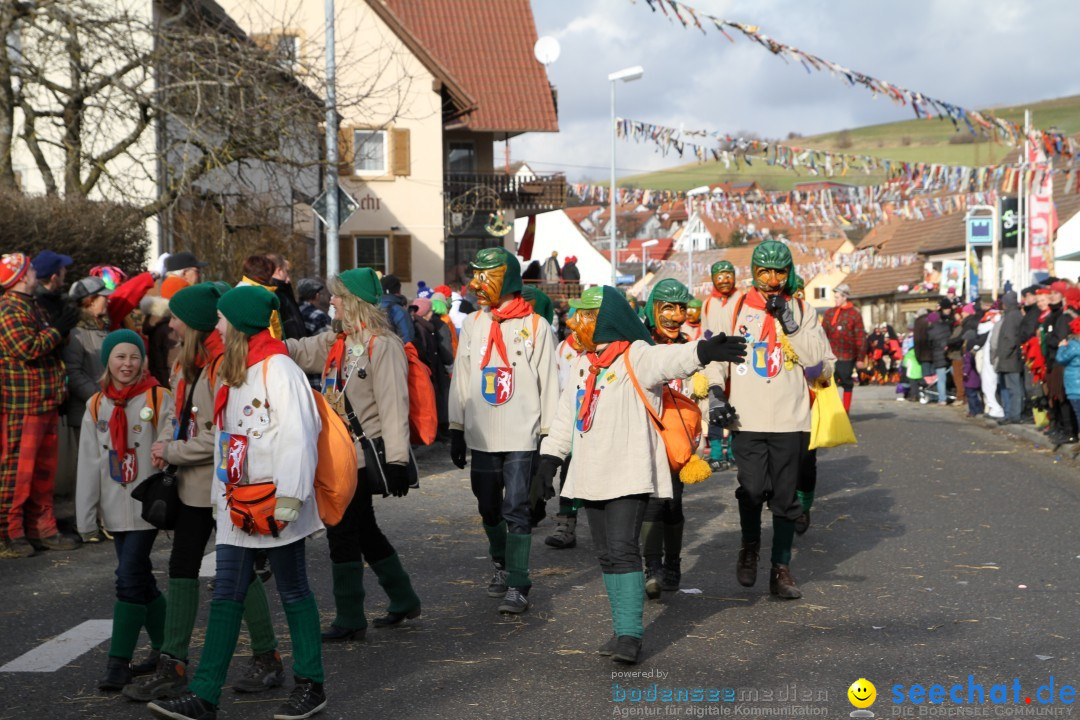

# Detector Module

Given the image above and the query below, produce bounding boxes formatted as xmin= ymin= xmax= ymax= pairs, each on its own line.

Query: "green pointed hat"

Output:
xmin=711 ymin=260 xmax=735 ymax=275
xmin=522 ymin=285 xmax=554 ymax=324
xmin=470 ymin=247 xmax=522 ymax=296
xmin=644 ymin=278 xmax=692 ymax=329
xmin=793 ymin=274 xmax=805 ymax=291
xmin=751 ymin=240 xmax=798 ymax=295
xmin=590 ymin=285 xmax=654 ymax=345
xmin=688 ymin=297 xmax=702 ymax=309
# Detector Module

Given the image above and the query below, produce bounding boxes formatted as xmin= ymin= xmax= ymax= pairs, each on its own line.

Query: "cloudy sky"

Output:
xmin=503 ymin=0 xmax=1080 ymax=183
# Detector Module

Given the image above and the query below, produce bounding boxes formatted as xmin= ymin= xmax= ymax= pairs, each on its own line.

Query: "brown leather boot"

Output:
xmin=769 ymin=564 xmax=802 ymax=599
xmin=736 ymin=541 xmax=760 ymax=587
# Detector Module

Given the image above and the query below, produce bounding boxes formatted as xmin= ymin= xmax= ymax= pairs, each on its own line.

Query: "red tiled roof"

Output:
xmin=564 ymin=205 xmax=602 ymax=225
xmin=842 ymin=262 xmax=926 ymax=299
xmin=599 ymin=238 xmax=673 ymax=263
xmin=382 ymin=0 xmax=558 ymax=134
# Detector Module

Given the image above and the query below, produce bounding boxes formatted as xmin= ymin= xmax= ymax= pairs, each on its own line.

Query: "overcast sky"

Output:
xmin=503 ymin=0 xmax=1080 ymax=183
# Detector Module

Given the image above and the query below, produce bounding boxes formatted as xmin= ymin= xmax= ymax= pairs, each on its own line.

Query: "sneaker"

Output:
xmin=273 ymin=676 xmax=326 ymax=720
xmin=232 ymin=650 xmax=285 ymax=693
xmin=30 ymin=533 xmax=79 ymax=551
xmin=0 ymin=537 xmax=35 ymax=558
xmin=497 ymin=588 xmax=529 ymax=614
xmin=98 ymin=656 xmax=132 ymax=691
xmin=131 ymin=649 xmax=161 ymax=676
xmin=123 ymin=654 xmax=187 ymax=702
xmin=544 ymin=516 xmax=577 ymax=549
xmin=147 ymin=691 xmax=217 ymax=720
xmin=644 ymin=568 xmax=662 ymax=600
xmin=486 ymin=563 xmax=509 ymax=598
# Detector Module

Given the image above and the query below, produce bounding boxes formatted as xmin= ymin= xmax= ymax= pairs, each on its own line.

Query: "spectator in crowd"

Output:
xmin=297 ymin=279 xmax=332 ymax=336
xmin=379 ymin=274 xmax=414 ymax=343
xmin=237 ymin=255 xmax=287 ymax=340
xmin=31 ymin=250 xmax=73 ymax=324
xmin=961 ymin=329 xmax=983 ymax=417
xmin=1054 ymin=316 xmax=1080 ymax=451
xmin=430 ymin=291 xmax=458 ymax=360
xmin=977 ymin=305 xmax=1004 ymax=420
xmin=941 ymin=299 xmax=966 ymax=404
xmin=561 ymin=256 xmax=580 ymax=283
xmin=62 ymin=277 xmax=113 ymax=439
xmin=410 ymin=297 xmax=453 ymax=439
xmin=927 ymin=311 xmax=951 ymax=405
xmin=0 ymin=253 xmax=80 ymax=558
xmin=140 ymin=294 xmax=175 ymax=387
xmin=161 ymin=252 xmax=207 ymax=299
xmin=265 ymin=253 xmax=308 ymax=341
xmin=994 ymin=291 xmax=1025 ymax=425
xmin=542 ymin=251 xmax=562 ymax=284
xmin=820 ymin=283 xmax=866 ymax=413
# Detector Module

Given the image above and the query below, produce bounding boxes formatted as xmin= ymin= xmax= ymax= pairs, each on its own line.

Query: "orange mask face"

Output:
xmin=567 ymin=309 xmax=598 ymax=353
xmin=713 ymin=271 xmax=735 ymax=296
xmin=652 ymin=301 xmax=686 ymax=342
xmin=468 ymin=265 xmax=507 ymax=307
xmin=754 ymin=266 xmax=789 ymax=296
xmin=686 ymin=306 xmax=701 ymax=324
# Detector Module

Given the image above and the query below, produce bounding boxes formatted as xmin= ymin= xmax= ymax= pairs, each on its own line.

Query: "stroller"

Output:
xmin=918 ymin=370 xmax=957 ymax=405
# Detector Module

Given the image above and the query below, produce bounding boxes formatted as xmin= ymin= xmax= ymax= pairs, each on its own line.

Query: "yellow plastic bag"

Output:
xmin=809 ymin=380 xmax=857 ymax=450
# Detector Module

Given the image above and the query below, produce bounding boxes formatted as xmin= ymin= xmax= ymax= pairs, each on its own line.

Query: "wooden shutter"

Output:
xmin=391 ymin=233 xmax=412 ymax=282
xmin=337 ymin=127 xmax=354 ymax=176
xmin=391 ymin=128 xmax=411 ymax=177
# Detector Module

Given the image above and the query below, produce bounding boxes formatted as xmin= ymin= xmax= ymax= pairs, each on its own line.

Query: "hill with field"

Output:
xmin=618 ymin=94 xmax=1080 ymax=193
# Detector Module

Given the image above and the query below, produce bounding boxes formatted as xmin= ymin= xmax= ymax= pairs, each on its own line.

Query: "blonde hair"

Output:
xmin=327 ymin=274 xmax=392 ymax=337
xmin=220 ymin=323 xmax=250 ymax=388
xmin=178 ymin=325 xmax=211 ymax=387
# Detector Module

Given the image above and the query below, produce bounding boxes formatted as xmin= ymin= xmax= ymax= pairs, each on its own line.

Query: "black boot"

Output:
xmin=612 ymin=636 xmax=642 ymax=664
xmin=597 ymin=635 xmax=618 ymax=656
xmin=130 ymin=649 xmax=160 ymax=676
xmin=736 ymin=541 xmax=760 ymax=587
xmin=98 ymin=656 xmax=132 ymax=692
xmin=320 ymin=625 xmax=365 ymax=642
xmin=644 ymin=562 xmax=663 ymax=601
xmin=769 ymin=564 xmax=802 ymax=599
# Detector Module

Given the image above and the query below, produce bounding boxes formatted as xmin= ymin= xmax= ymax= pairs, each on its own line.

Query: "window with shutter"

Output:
xmin=391 ymin=233 xmax=412 ymax=282
xmin=337 ymin=127 xmax=354 ymax=176
xmin=354 ymin=130 xmax=387 ymax=175
xmin=391 ymin=128 xmax=411 ymax=177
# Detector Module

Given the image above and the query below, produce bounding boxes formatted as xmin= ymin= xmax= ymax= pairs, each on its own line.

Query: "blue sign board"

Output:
xmin=966 ymin=216 xmax=993 ymax=246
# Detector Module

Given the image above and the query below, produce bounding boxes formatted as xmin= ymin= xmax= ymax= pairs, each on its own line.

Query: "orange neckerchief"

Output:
xmin=176 ymin=330 xmax=224 ymax=405
xmin=578 ymin=341 xmax=632 ymax=423
xmin=214 ymin=329 xmax=288 ymax=429
xmin=323 ymin=331 xmax=349 ymax=387
xmin=743 ymin=288 xmax=789 ymax=361
xmin=479 ymin=295 xmax=532 ymax=368
xmin=103 ymin=373 xmax=160 ymax=459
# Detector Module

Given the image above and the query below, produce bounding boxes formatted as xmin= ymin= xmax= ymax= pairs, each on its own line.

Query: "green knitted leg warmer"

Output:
xmin=160 ymin=578 xmax=200 ymax=661
xmin=771 ymin=516 xmax=797 ymax=566
xmin=504 ymin=532 xmax=532 ymax=590
xmin=328 ymin=561 xmax=367 ymax=630
xmin=483 ymin=521 xmax=507 ymax=566
xmin=796 ymin=490 xmax=814 ymax=513
xmin=283 ymin=594 xmax=324 ymax=684
xmin=188 ymin=599 xmax=245 ymax=706
xmin=108 ymin=601 xmax=147 ymax=661
xmin=370 ymin=554 xmax=421 ymax=615
xmin=601 ymin=573 xmax=620 ymax=636
xmin=144 ymin=593 xmax=167 ymax=650
xmin=611 ymin=572 xmax=645 ymax=639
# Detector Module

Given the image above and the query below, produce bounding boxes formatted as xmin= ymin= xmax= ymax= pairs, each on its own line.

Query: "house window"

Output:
xmin=354 ymin=236 xmax=388 ymax=273
xmin=814 ymin=287 xmax=827 ymax=300
xmin=275 ymin=34 xmax=300 ymax=68
xmin=447 ymin=142 xmax=476 ymax=174
xmin=355 ymin=130 xmax=387 ymax=175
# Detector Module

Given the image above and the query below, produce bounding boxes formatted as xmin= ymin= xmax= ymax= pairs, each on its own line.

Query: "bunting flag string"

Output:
xmin=616 ymin=117 xmax=1080 ymax=196
xmin=628 ymin=0 xmax=1077 ymax=157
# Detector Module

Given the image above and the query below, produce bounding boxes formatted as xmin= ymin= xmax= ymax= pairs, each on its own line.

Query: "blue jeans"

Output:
xmin=934 ymin=366 xmax=948 ymax=403
xmin=966 ymin=391 xmax=984 ymax=416
xmin=113 ymin=529 xmax=161 ymax=604
xmin=1001 ymin=372 xmax=1023 ymax=421
xmin=470 ymin=450 xmax=533 ymax=534
xmin=213 ymin=540 xmax=310 ymax=605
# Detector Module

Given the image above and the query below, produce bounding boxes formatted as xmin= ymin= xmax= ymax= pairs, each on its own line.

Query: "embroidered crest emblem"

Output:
xmin=575 ymin=388 xmax=600 ymax=432
xmin=480 ymin=367 xmax=514 ymax=406
xmin=217 ymin=433 xmax=248 ymax=485
xmin=752 ymin=342 xmax=783 ymax=379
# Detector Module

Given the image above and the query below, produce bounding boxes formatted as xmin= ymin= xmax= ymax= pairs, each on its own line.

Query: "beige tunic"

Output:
xmin=156 ymin=360 xmax=219 ymax=508
xmin=540 ymin=341 xmax=702 ymax=501
xmin=77 ymin=388 xmax=175 ymax=535
xmin=449 ymin=310 xmax=559 ymax=453
xmin=701 ymin=290 xmax=743 ymax=341
xmin=706 ymin=297 xmax=829 ymax=433
xmin=287 ymin=330 xmax=410 ymax=466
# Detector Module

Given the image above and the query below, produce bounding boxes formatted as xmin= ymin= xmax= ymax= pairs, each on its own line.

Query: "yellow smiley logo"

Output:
xmin=848 ymin=678 xmax=877 ymax=709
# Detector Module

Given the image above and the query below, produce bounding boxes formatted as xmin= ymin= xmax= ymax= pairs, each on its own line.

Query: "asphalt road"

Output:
xmin=1 ymin=386 xmax=1078 ymax=719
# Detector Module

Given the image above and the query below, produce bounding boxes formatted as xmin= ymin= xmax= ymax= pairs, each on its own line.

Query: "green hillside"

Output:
xmin=619 ymin=94 xmax=1080 ymax=192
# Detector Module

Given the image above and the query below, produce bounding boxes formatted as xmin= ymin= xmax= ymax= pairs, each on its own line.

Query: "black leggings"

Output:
xmin=583 ymin=495 xmax=649 ymax=574
xmin=643 ymin=474 xmax=683 ymax=524
xmin=169 ymin=501 xmax=216 ymax=579
xmin=327 ymin=474 xmax=395 ymax=565
xmin=797 ymin=447 xmax=817 ymax=495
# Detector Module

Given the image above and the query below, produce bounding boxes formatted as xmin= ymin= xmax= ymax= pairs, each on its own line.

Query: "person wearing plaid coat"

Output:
xmin=0 ymin=253 xmax=80 ymax=557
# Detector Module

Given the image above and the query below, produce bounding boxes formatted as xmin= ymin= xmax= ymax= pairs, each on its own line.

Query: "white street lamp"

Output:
xmin=609 ymin=65 xmax=644 ymax=286
xmin=640 ymin=239 xmax=659 ymax=282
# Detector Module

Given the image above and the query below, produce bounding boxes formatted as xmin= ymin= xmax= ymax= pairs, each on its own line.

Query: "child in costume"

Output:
xmin=148 ymin=286 xmax=326 ymax=720
xmin=77 ymin=330 xmax=173 ymax=691
xmin=286 ymin=268 xmax=421 ymax=642
xmin=544 ymin=308 xmax=584 ymax=550
xmin=701 ymin=261 xmax=742 ymax=470
xmin=126 ymin=284 xmax=283 ymax=702
xmin=705 ymin=241 xmax=830 ymax=599
xmin=448 ymin=247 xmax=559 ymax=614
xmin=533 ymin=286 xmax=747 ymax=663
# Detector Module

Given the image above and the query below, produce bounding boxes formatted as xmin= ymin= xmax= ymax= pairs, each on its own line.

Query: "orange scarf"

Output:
xmin=214 ymin=330 xmax=288 ymax=429
xmin=578 ymin=341 xmax=631 ymax=423
xmin=743 ymin=288 xmax=788 ymax=361
xmin=176 ymin=330 xmax=224 ymax=406
xmin=479 ymin=295 xmax=533 ymax=368
xmin=103 ymin=374 xmax=160 ymax=459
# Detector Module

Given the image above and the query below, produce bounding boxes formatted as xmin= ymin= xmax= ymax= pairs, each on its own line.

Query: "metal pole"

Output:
xmin=688 ymin=236 xmax=693 ymax=291
xmin=991 ymin=201 xmax=1000 ymax=301
xmin=324 ymin=0 xmax=340 ymax=278
xmin=1019 ymin=109 xmax=1030 ymax=286
xmin=609 ymin=80 xmax=617 ymax=287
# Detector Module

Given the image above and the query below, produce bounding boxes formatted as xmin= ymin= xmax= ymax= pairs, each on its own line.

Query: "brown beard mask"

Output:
xmin=468 ymin=265 xmax=507 ymax=307
xmin=653 ymin=301 xmax=687 ymax=342
xmin=713 ymin=271 xmax=735 ymax=296
xmin=567 ymin=309 xmax=598 ymax=353
xmin=686 ymin=306 xmax=701 ymax=324
xmin=753 ymin=266 xmax=789 ymax=296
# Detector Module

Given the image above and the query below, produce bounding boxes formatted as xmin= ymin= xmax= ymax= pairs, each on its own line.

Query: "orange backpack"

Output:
xmin=367 ymin=337 xmax=438 ymax=446
xmin=623 ymin=352 xmax=702 ymax=472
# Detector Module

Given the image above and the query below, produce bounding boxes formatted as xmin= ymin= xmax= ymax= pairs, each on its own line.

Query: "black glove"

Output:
xmin=529 ymin=454 xmax=562 ymax=507
xmin=449 ymin=429 xmax=467 ymax=469
xmin=53 ymin=303 xmax=80 ymax=337
xmin=384 ymin=463 xmax=410 ymax=497
xmin=765 ymin=295 xmax=799 ymax=335
xmin=696 ymin=332 xmax=748 ymax=364
xmin=708 ymin=385 xmax=738 ymax=428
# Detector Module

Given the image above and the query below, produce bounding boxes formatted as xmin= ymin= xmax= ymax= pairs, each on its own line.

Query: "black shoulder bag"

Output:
xmin=343 ymin=393 xmax=419 ymax=497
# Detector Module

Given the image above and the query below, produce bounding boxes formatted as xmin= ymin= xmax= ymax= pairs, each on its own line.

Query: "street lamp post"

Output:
xmin=641 ymin=239 xmax=659 ymax=283
xmin=608 ymin=65 xmax=644 ymax=287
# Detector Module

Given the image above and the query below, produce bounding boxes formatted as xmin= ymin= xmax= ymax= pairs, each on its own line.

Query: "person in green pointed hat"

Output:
xmin=643 ymin=278 xmax=692 ymax=345
xmin=449 ymin=245 xmax=560 ymax=616
xmin=533 ymin=286 xmax=747 ymax=664
xmin=683 ymin=297 xmax=703 ymax=341
xmin=701 ymin=239 xmax=831 ymax=602
xmin=701 ymin=259 xmax=743 ymax=471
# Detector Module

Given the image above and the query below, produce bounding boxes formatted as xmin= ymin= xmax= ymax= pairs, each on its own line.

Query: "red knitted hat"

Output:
xmin=1071 ymin=317 xmax=1080 ymax=336
xmin=0 ymin=253 xmax=29 ymax=289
